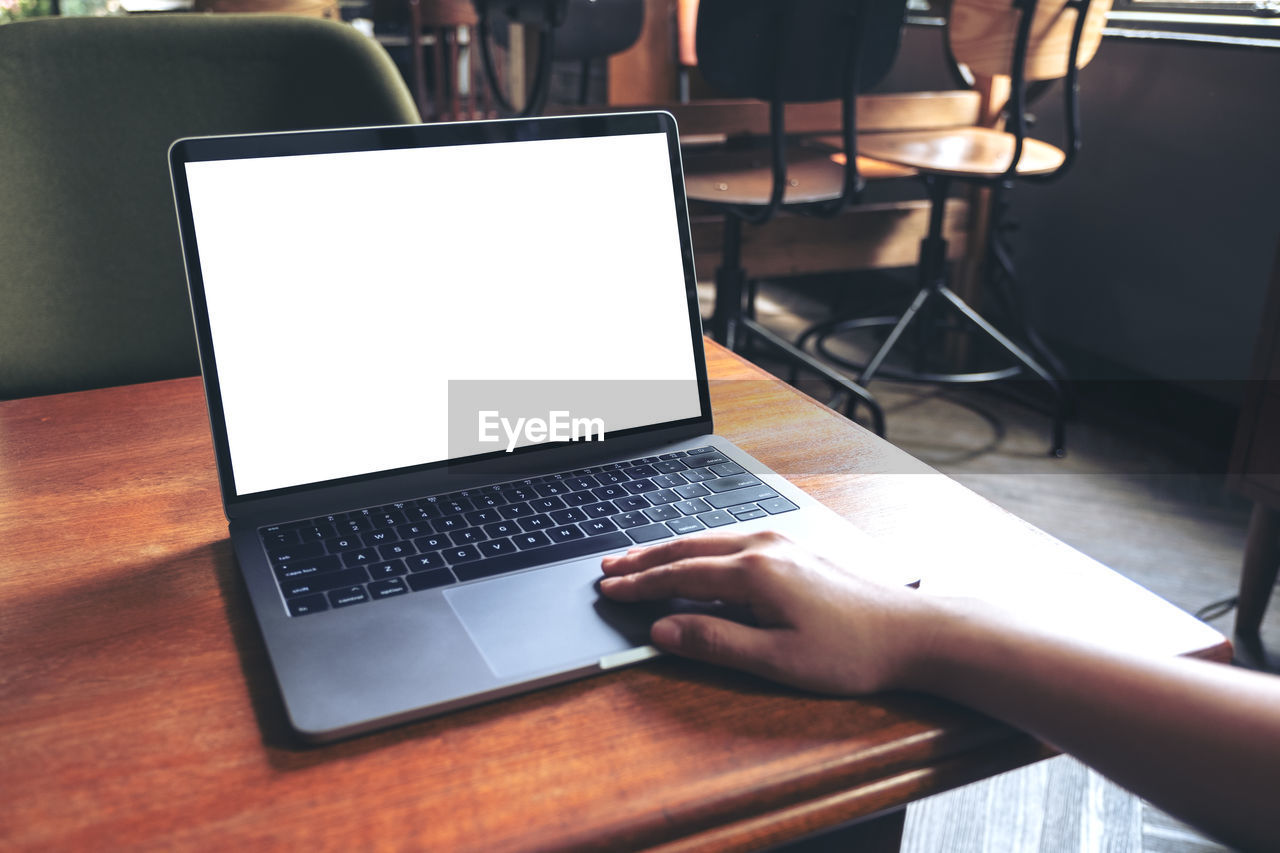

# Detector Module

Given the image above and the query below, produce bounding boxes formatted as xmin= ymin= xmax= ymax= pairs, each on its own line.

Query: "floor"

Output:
xmin=700 ymin=278 xmax=1279 ymax=852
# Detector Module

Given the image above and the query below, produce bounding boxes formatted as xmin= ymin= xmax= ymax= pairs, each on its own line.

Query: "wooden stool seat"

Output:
xmin=858 ymin=127 xmax=1066 ymax=178
xmin=685 ymin=145 xmax=854 ymax=207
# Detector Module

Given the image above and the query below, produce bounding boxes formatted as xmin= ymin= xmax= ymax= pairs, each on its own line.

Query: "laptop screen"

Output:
xmin=176 ymin=118 xmax=704 ymax=498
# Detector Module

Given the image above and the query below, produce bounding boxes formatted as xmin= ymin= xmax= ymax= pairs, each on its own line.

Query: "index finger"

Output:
xmin=600 ymin=531 xmax=759 ymax=577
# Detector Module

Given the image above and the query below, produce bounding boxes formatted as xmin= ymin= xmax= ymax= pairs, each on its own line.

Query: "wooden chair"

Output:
xmin=0 ymin=15 xmax=419 ymax=400
xmin=684 ymin=0 xmax=912 ymax=434
xmin=474 ymin=0 xmax=642 ymax=116
xmin=806 ymin=0 xmax=1113 ymax=456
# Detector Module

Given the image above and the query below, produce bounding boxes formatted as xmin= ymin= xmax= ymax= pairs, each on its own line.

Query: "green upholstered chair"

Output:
xmin=0 ymin=15 xmax=420 ymax=399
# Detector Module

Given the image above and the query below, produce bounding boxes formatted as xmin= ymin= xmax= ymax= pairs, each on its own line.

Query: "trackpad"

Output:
xmin=444 ymin=560 xmax=652 ymax=680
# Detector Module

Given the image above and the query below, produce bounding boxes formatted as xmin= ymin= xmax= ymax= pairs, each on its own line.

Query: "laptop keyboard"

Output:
xmin=260 ymin=446 xmax=798 ymax=616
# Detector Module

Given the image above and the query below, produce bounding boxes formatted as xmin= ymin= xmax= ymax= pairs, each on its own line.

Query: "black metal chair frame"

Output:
xmin=799 ymin=0 xmax=1095 ymax=456
xmin=699 ymin=3 xmax=902 ymax=437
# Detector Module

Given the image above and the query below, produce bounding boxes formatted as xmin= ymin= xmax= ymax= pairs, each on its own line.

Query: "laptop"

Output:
xmin=170 ymin=111 xmax=913 ymax=743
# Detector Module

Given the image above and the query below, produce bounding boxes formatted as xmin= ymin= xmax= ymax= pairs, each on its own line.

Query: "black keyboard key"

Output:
xmin=564 ymin=477 xmax=597 ymax=492
xmin=592 ymin=484 xmax=627 ymax=501
xmin=452 ymin=531 xmax=631 ymax=582
xmin=405 ymin=504 xmax=442 ymax=520
xmin=368 ymin=559 xmax=408 ymax=579
xmin=498 ymin=502 xmax=535 ymax=519
xmin=686 ymin=446 xmax=717 ymax=455
xmin=704 ymin=485 xmax=779 ymax=509
xmin=465 ymin=508 xmax=502 ymax=526
xmin=478 ymin=538 xmax=517 ymax=557
xmin=530 ymin=496 xmax=567 ymax=512
xmin=500 ymin=486 xmax=536 ymax=503
xmin=667 ymin=517 xmax=705 ymax=535
xmin=731 ymin=507 xmax=767 ymax=521
xmin=659 ymin=451 xmax=686 ymax=460
xmin=287 ymin=594 xmax=328 ymax=616
xmin=593 ymin=471 xmax=628 ymax=486
xmin=273 ymin=554 xmax=341 ymax=581
xmin=443 ymin=545 xmax=483 ymax=564
xmin=682 ymin=468 xmax=717 ymax=483
xmin=263 ymin=528 xmax=302 ymax=547
xmin=548 ymin=525 xmax=586 ymax=542
xmin=673 ymin=498 xmax=711 ymax=516
xmin=324 ymin=535 xmax=361 ymax=553
xmin=340 ymin=549 xmax=379 ymax=567
xmin=709 ymin=462 xmax=745 ymax=477
xmin=615 ymin=511 xmax=651 ymax=529
xmin=583 ymin=502 xmax=617 ymax=518
xmin=396 ymin=522 xmax=434 ymax=541
xmin=645 ymin=489 xmax=681 ymax=506
xmin=449 ymin=527 xmax=487 ymax=546
xmin=414 ymin=533 xmax=450 ymax=551
xmin=268 ymin=541 xmax=325 ymax=564
xmin=379 ymin=541 xmax=417 ymax=560
xmin=651 ymin=473 xmax=687 ymax=489
xmin=581 ymin=518 xmax=619 ymax=536
xmin=283 ymin=566 xmax=369 ymax=597
xmin=439 ymin=498 xmax=473 ymax=514
xmin=622 ymin=479 xmax=660 ymax=494
xmin=627 ymin=524 xmax=673 ymax=544
xmin=550 ymin=507 xmax=587 ymax=524
xmin=483 ymin=520 xmax=521 ymax=538
xmin=368 ymin=578 xmax=409 ymax=599
xmin=534 ymin=482 xmax=571 ymax=497
xmin=371 ymin=511 xmax=407 ymax=528
xmin=300 ymin=523 xmax=337 ymax=541
xmin=705 ymin=474 xmax=763 ymax=493
xmin=328 ymin=585 xmax=369 ymax=608
xmin=625 ymin=464 xmax=658 ymax=478
xmin=407 ymin=552 xmax=447 ymax=572
xmin=760 ymin=496 xmax=799 ymax=514
xmin=673 ymin=483 xmax=710 ymax=499
xmin=407 ymin=568 xmax=455 ymax=591
xmin=363 ymin=529 xmax=395 ymax=546
xmin=518 ymin=514 xmax=554 ymax=531
xmin=564 ymin=491 xmax=599 ymax=506
xmin=684 ymin=453 xmax=729 ymax=469
xmin=697 ymin=509 xmax=737 ymax=528
xmin=653 ymin=460 xmax=688 ymax=474
xmin=514 ymin=531 xmax=552 ymax=550
xmin=336 ymin=516 xmax=374 ymax=533
xmin=613 ymin=495 xmax=651 ymax=512
xmin=643 ymin=505 xmax=681 ymax=522
xmin=432 ymin=514 xmax=466 ymax=532
xmin=471 ymin=493 xmax=505 ymax=509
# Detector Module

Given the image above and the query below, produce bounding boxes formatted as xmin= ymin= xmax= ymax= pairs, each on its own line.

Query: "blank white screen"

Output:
xmin=184 ymin=132 xmax=700 ymax=496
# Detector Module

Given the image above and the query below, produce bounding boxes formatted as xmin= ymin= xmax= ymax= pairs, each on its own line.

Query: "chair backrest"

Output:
xmin=950 ymin=0 xmax=1111 ymax=82
xmin=695 ymin=0 xmax=908 ymax=103
xmin=553 ymin=0 xmax=644 ymax=62
xmin=0 ymin=15 xmax=419 ymax=400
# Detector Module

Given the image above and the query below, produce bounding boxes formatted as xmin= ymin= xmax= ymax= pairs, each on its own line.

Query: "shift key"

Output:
xmin=704 ymin=485 xmax=779 ymax=509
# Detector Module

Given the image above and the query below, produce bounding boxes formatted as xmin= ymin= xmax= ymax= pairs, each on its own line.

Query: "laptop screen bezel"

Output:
xmin=170 ymin=111 xmax=713 ymax=517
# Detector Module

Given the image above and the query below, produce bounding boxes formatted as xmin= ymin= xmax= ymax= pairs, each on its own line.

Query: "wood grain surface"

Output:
xmin=0 ymin=341 xmax=1227 ymax=851
xmin=949 ymin=0 xmax=1111 ymax=82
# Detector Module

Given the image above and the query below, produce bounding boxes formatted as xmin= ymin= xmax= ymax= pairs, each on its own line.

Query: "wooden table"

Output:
xmin=0 ymin=341 xmax=1228 ymax=851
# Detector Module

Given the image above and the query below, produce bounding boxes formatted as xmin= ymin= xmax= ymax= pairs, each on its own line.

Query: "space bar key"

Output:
xmin=452 ymin=532 xmax=632 ymax=582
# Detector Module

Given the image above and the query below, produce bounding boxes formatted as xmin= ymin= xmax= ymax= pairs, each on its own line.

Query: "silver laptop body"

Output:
xmin=170 ymin=112 xmax=907 ymax=742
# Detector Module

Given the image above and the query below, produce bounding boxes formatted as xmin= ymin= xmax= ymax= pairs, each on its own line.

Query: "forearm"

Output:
xmin=913 ymin=599 xmax=1280 ymax=851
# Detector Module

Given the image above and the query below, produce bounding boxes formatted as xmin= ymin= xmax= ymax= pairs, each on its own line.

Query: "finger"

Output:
xmin=599 ymin=552 xmax=761 ymax=604
xmin=600 ymin=531 xmax=758 ymax=577
xmin=650 ymin=615 xmax=791 ymax=684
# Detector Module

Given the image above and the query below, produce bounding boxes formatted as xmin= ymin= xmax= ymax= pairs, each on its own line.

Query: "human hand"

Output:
xmin=599 ymin=530 xmax=942 ymax=695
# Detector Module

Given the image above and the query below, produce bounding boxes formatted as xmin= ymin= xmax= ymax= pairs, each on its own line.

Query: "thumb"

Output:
xmin=651 ymin=615 xmax=783 ymax=680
